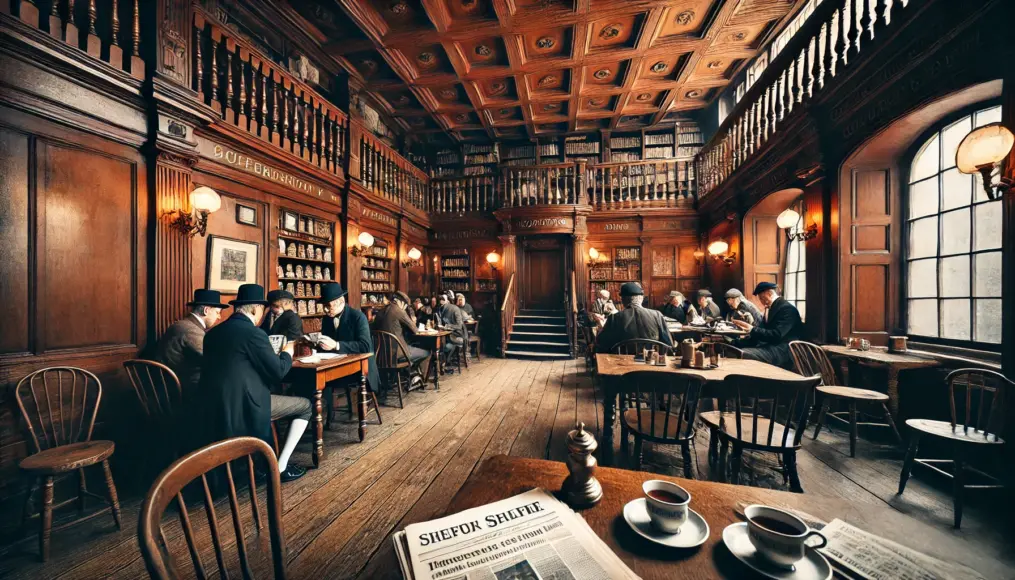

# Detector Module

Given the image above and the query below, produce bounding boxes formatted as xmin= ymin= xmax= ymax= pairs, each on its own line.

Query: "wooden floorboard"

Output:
xmin=1 ymin=357 xmax=1009 ymax=580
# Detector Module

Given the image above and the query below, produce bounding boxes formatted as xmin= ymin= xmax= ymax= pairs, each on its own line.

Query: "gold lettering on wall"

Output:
xmin=363 ymin=207 xmax=397 ymax=227
xmin=516 ymin=217 xmax=570 ymax=229
xmin=198 ymin=138 xmax=334 ymax=199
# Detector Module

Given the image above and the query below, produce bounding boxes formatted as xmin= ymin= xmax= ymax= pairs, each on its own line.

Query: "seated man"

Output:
xmin=199 ymin=284 xmax=308 ymax=482
xmin=696 ymin=289 xmax=722 ymax=321
xmin=731 ymin=282 xmax=804 ymax=369
xmin=413 ymin=297 xmax=433 ymax=327
xmin=436 ymin=293 xmax=467 ymax=362
xmin=724 ymin=288 xmax=762 ymax=327
xmin=317 ymin=283 xmax=380 ymax=394
xmin=595 ymin=283 xmax=673 ymax=353
xmin=260 ymin=289 xmax=304 ymax=340
xmin=155 ymin=288 xmax=226 ymax=393
xmin=455 ymin=293 xmax=476 ymax=320
xmin=374 ymin=291 xmax=431 ymax=383
xmin=590 ymin=289 xmax=618 ymax=327
xmin=658 ymin=290 xmax=697 ymax=324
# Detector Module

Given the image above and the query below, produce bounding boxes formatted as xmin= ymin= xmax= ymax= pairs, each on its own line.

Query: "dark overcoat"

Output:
xmin=260 ymin=309 xmax=304 ymax=340
xmin=154 ymin=315 xmax=206 ymax=392
xmin=737 ymin=297 xmax=805 ymax=368
xmin=595 ymin=305 xmax=674 ymax=353
xmin=321 ymin=306 xmax=380 ymax=391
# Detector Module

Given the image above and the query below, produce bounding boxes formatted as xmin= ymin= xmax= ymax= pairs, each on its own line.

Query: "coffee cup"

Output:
xmin=744 ymin=505 xmax=827 ymax=569
xmin=642 ymin=480 xmax=690 ymax=534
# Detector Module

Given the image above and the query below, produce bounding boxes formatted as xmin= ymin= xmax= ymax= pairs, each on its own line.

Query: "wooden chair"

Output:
xmin=138 ymin=437 xmax=287 ymax=579
xmin=610 ymin=338 xmax=674 ymax=356
xmin=898 ymin=369 xmax=1009 ymax=528
xmin=373 ymin=330 xmax=413 ymax=408
xmin=466 ymin=319 xmax=481 ymax=362
xmin=712 ymin=343 xmax=744 ymax=359
xmin=788 ymin=341 xmax=900 ymax=457
xmin=15 ymin=367 xmax=123 ymax=561
xmin=123 ymin=360 xmax=184 ymax=470
xmin=618 ymin=371 xmax=705 ymax=478
xmin=702 ymin=373 xmax=822 ymax=492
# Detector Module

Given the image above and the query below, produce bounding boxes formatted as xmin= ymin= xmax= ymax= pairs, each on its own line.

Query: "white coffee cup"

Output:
xmin=642 ymin=480 xmax=690 ymax=534
xmin=744 ymin=505 xmax=827 ymax=569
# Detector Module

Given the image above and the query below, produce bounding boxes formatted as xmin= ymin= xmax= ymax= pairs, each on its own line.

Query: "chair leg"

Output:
xmin=708 ymin=428 xmax=719 ymax=467
xmin=270 ymin=422 xmax=280 ymax=456
xmin=848 ymin=401 xmax=858 ymax=458
xmin=101 ymin=459 xmax=122 ymax=530
xmin=898 ymin=433 xmax=920 ymax=494
xmin=395 ymin=372 xmax=404 ymax=409
xmin=77 ymin=468 xmax=88 ymax=513
xmin=681 ymin=441 xmax=695 ymax=480
xmin=718 ymin=439 xmax=730 ymax=483
xmin=882 ymin=402 xmax=902 ymax=444
xmin=632 ymin=436 xmax=643 ymax=469
xmin=953 ymin=452 xmax=964 ymax=529
xmin=20 ymin=477 xmax=38 ymax=532
xmin=371 ymin=391 xmax=383 ymax=424
xmin=346 ymin=387 xmax=354 ymax=418
xmin=785 ymin=451 xmax=803 ymax=493
xmin=729 ymin=445 xmax=743 ymax=485
xmin=813 ymin=398 xmax=830 ymax=440
xmin=620 ymin=422 xmax=630 ymax=455
xmin=476 ymin=338 xmax=481 ymax=361
xmin=39 ymin=475 xmax=54 ymax=562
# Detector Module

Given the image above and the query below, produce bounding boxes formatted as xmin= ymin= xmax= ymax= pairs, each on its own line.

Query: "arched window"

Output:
xmin=784 ymin=200 xmax=806 ymax=321
xmin=905 ymin=105 xmax=1003 ymax=346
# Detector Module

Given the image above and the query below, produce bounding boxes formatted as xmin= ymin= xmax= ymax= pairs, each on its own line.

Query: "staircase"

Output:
xmin=504 ymin=309 xmax=572 ymax=359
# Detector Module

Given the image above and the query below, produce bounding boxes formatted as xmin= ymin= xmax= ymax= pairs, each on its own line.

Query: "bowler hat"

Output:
xmin=753 ymin=281 xmax=778 ymax=294
xmin=392 ymin=291 xmax=410 ymax=305
xmin=187 ymin=289 xmax=229 ymax=309
xmin=229 ymin=284 xmax=269 ymax=306
xmin=320 ymin=283 xmax=347 ymax=304
xmin=619 ymin=282 xmax=644 ymax=297
xmin=698 ymin=288 xmax=713 ymax=298
xmin=266 ymin=289 xmax=295 ymax=303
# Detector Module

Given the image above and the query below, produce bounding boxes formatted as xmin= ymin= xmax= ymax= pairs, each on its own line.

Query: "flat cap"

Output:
xmin=620 ymin=282 xmax=644 ymax=297
xmin=753 ymin=281 xmax=778 ymax=294
xmin=698 ymin=288 xmax=712 ymax=298
xmin=725 ymin=288 xmax=744 ymax=299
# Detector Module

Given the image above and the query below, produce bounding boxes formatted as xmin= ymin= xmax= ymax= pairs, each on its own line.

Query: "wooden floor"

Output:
xmin=0 ymin=357 xmax=1010 ymax=579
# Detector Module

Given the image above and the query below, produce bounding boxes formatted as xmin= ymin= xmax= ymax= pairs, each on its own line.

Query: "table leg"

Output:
xmin=886 ymin=367 xmax=901 ymax=417
xmin=313 ymin=389 xmax=323 ymax=468
xmin=839 ymin=358 xmax=850 ymax=386
xmin=358 ymin=371 xmax=368 ymax=442
xmin=601 ymin=381 xmax=616 ymax=466
xmin=434 ymin=337 xmax=442 ymax=391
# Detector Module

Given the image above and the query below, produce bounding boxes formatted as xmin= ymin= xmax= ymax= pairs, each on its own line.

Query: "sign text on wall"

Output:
xmin=432 ymin=228 xmax=493 ymax=241
xmin=516 ymin=217 xmax=569 ymax=229
xmin=363 ymin=207 xmax=397 ymax=227
xmin=210 ymin=144 xmax=327 ymax=196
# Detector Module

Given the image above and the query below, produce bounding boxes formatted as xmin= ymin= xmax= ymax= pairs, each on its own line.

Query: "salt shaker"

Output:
xmin=562 ymin=422 xmax=603 ymax=508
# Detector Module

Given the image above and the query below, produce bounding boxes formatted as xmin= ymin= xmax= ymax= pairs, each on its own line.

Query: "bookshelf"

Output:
xmin=360 ymin=240 xmax=394 ymax=307
xmin=430 ymin=147 xmax=461 ymax=178
xmin=440 ymin=250 xmax=471 ymax=293
xmin=564 ymin=134 xmax=601 ymax=164
xmin=588 ymin=246 xmax=641 ymax=305
xmin=463 ymin=143 xmax=498 ymax=176
xmin=277 ymin=211 xmax=335 ymax=332
xmin=500 ymin=142 xmax=538 ymax=167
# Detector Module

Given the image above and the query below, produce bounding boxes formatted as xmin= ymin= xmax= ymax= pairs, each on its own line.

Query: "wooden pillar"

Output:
xmin=153 ymin=152 xmax=195 ymax=338
xmin=498 ymin=234 xmax=517 ymax=292
xmin=801 ymin=172 xmax=829 ymax=342
xmin=344 ymin=197 xmax=362 ymax=309
xmin=572 ymin=233 xmax=589 ymax=312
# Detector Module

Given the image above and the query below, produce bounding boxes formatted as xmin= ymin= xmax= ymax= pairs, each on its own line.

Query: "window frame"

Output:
xmin=783 ymin=198 xmax=807 ymax=321
xmin=901 ymin=100 xmax=1003 ymax=352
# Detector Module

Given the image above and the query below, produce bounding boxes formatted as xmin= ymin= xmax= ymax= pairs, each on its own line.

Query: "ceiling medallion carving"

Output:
xmin=475 ymin=45 xmax=492 ymax=57
xmin=455 ymin=113 xmax=470 ymax=122
xmin=675 ymin=10 xmax=694 ymax=25
xmin=537 ymin=75 xmax=557 ymax=87
xmin=536 ymin=37 xmax=555 ymax=50
xmin=599 ymin=24 xmax=622 ymax=40
xmin=650 ymin=61 xmax=667 ymax=73
xmin=389 ymin=1 xmax=408 ymax=15
xmin=593 ymin=69 xmax=610 ymax=80
xmin=706 ymin=60 xmax=723 ymax=69
xmin=636 ymin=93 xmax=652 ymax=101
xmin=417 ymin=52 xmax=436 ymax=66
xmin=588 ymin=98 xmax=605 ymax=107
xmin=499 ymin=108 xmax=512 ymax=117
xmin=686 ymin=89 xmax=702 ymax=98
xmin=439 ymin=88 xmax=457 ymax=100
xmin=730 ymin=31 xmax=747 ymax=42
xmin=489 ymin=81 xmax=506 ymax=94
xmin=543 ymin=103 xmax=558 ymax=111
xmin=461 ymin=0 xmax=477 ymax=8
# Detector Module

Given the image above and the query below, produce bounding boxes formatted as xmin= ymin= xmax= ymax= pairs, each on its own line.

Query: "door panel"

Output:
xmin=524 ymin=250 xmax=563 ymax=309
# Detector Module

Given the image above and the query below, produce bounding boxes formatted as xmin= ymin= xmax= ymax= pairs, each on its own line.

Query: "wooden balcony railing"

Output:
xmin=193 ymin=8 xmax=348 ymax=178
xmin=697 ymin=0 xmax=912 ymax=198
xmin=586 ymin=159 xmax=695 ymax=210
xmin=358 ymin=127 xmax=429 ymax=212
xmin=429 ymin=175 xmax=496 ymax=215
xmin=500 ymin=162 xmax=587 ymax=207
xmin=7 ymin=0 xmax=145 ymax=80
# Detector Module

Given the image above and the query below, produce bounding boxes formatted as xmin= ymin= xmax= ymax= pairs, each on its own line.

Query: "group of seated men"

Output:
xmin=592 ymin=281 xmax=804 ymax=369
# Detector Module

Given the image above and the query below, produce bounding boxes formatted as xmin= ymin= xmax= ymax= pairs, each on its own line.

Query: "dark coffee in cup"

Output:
xmin=646 ymin=489 xmax=687 ymax=504
xmin=751 ymin=516 xmax=802 ymax=536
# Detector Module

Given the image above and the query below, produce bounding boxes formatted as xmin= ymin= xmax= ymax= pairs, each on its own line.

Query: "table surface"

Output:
xmin=414 ymin=329 xmax=452 ymax=337
xmin=596 ymin=354 xmax=802 ymax=382
xmin=442 ymin=455 xmax=1005 ymax=580
xmin=290 ymin=352 xmax=371 ymax=370
xmin=821 ymin=345 xmax=941 ymax=367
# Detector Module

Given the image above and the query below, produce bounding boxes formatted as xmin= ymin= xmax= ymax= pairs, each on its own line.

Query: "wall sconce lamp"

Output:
xmin=401 ymin=247 xmax=423 ymax=268
xmin=777 ymin=208 xmax=818 ymax=242
xmin=707 ymin=239 xmax=737 ymax=267
xmin=164 ymin=186 xmax=221 ymax=237
xmin=956 ymin=122 xmax=1014 ymax=200
xmin=486 ymin=251 xmax=501 ymax=272
xmin=350 ymin=231 xmax=375 ymax=257
xmin=586 ymin=247 xmax=606 ymax=268
xmin=692 ymin=249 xmax=705 ymax=265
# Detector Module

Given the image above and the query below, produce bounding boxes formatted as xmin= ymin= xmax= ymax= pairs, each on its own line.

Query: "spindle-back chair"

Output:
xmin=123 ymin=360 xmax=185 ymax=465
xmin=898 ymin=369 xmax=1010 ymax=528
xmin=139 ymin=436 xmax=287 ymax=579
xmin=618 ymin=371 xmax=705 ymax=478
xmin=373 ymin=330 xmax=412 ymax=408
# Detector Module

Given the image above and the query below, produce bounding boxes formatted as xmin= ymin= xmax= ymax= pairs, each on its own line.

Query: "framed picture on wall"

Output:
xmin=236 ymin=203 xmax=257 ymax=226
xmin=207 ymin=236 xmax=260 ymax=293
xmin=282 ymin=210 xmax=298 ymax=232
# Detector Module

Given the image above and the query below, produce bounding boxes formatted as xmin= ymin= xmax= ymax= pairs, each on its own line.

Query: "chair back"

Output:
xmin=620 ymin=371 xmax=704 ymax=442
xmin=716 ymin=373 xmax=822 ymax=450
xmin=788 ymin=341 xmax=838 ymax=386
xmin=373 ymin=330 xmax=411 ymax=370
xmin=123 ymin=360 xmax=183 ymax=419
xmin=15 ymin=367 xmax=102 ymax=454
xmin=712 ymin=342 xmax=744 ymax=359
xmin=138 ymin=437 xmax=286 ymax=580
xmin=611 ymin=338 xmax=673 ymax=356
xmin=945 ymin=369 xmax=1011 ymax=438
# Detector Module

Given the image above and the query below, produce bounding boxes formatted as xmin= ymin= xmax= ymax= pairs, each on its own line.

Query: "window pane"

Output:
xmin=940 ymin=299 xmax=971 ymax=341
xmin=908 ymin=177 xmax=938 ymax=219
xmin=974 ymin=106 xmax=1001 ymax=128
xmin=939 ymin=255 xmax=970 ymax=297
xmin=974 ymin=299 xmax=1002 ymax=343
xmin=784 ymin=270 xmax=797 ymax=299
xmin=796 ymin=271 xmax=806 ymax=299
xmin=787 ymin=240 xmax=800 ymax=271
xmin=910 ymin=134 xmax=939 ymax=182
xmin=940 ymin=209 xmax=970 ymax=255
xmin=907 ymin=299 xmax=938 ymax=337
xmin=908 ymin=259 xmax=937 ymax=298
xmin=940 ymin=116 xmax=971 ymax=169
xmin=797 ymin=301 xmax=806 ymax=322
xmin=941 ymin=168 xmax=971 ymax=210
xmin=908 ymin=217 xmax=937 ymax=259
xmin=973 ymin=201 xmax=1002 ymax=251
xmin=973 ymin=252 xmax=1002 ymax=298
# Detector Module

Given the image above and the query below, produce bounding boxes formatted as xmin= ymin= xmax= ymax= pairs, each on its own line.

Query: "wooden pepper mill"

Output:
xmin=562 ymin=422 xmax=603 ymax=507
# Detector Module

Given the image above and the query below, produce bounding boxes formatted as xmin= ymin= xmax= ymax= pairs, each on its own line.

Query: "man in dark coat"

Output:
xmin=732 ymin=281 xmax=805 ymax=369
xmin=455 ymin=293 xmax=476 ymax=320
xmin=595 ymin=283 xmax=674 ymax=353
xmin=659 ymin=291 xmax=697 ymax=325
xmin=724 ymin=288 xmax=763 ymax=327
xmin=317 ymin=283 xmax=380 ymax=392
xmin=696 ymin=289 xmax=722 ymax=321
xmin=436 ymin=293 xmax=467 ymax=359
xmin=155 ymin=289 xmax=227 ymax=392
xmin=373 ymin=291 xmax=430 ymax=382
xmin=199 ymin=284 xmax=308 ymax=482
xmin=260 ymin=289 xmax=304 ymax=340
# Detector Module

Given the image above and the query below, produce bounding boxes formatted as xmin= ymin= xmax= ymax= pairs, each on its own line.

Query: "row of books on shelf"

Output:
xmin=645 ymin=147 xmax=675 ymax=159
xmin=441 ymin=281 xmax=470 ymax=292
xmin=465 ymin=153 xmax=498 ymax=164
xmin=463 ymin=166 xmax=492 ymax=176
xmin=363 ymin=257 xmax=389 ymax=268
xmin=361 ymin=269 xmax=389 ymax=281
xmin=435 ymin=151 xmax=460 ymax=165
xmin=539 ymin=143 xmax=560 ymax=156
xmin=501 ymin=158 xmax=533 ymax=167
xmin=430 ymin=166 xmax=458 ymax=177
xmin=279 ymin=281 xmax=321 ymax=298
xmin=280 ymin=241 xmax=332 ymax=262
xmin=644 ymin=133 xmax=674 ymax=146
xmin=278 ymin=264 xmax=331 ymax=280
xmin=463 ymin=143 xmax=494 ymax=154
xmin=610 ymin=152 xmax=641 ymax=163
xmin=362 ymin=281 xmax=392 ymax=292
xmin=677 ymin=145 xmax=702 ymax=157
xmin=609 ymin=136 xmax=640 ymax=149
xmin=441 ymin=269 xmax=469 ymax=278
xmin=502 ymin=145 xmax=535 ymax=159
xmin=678 ymin=130 xmax=704 ymax=144
xmin=441 ymin=256 xmax=469 ymax=267
xmin=565 ymin=142 xmax=600 ymax=154
xmin=362 ymin=246 xmax=389 ymax=259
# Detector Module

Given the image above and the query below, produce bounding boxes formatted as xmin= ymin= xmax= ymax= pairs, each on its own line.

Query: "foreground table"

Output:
xmin=440 ymin=455 xmax=1005 ymax=579
xmin=284 ymin=353 xmax=371 ymax=467
xmin=821 ymin=345 xmax=940 ymax=415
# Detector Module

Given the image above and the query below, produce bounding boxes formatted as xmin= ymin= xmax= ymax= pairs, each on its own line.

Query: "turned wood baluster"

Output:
xmin=131 ymin=0 xmax=139 ymax=58
xmin=87 ymin=0 xmax=96 ymax=34
xmin=303 ymin=97 xmax=312 ymax=161
xmin=839 ymin=2 xmax=851 ymax=67
xmin=267 ymin=72 xmax=278 ymax=142
xmin=807 ymin=36 xmax=817 ymax=99
xmin=817 ymin=23 xmax=827 ymax=89
xmin=851 ymin=0 xmax=865 ymax=57
xmin=111 ymin=0 xmax=120 ymax=46
xmin=763 ymin=86 xmax=772 ymax=141
xmin=294 ymin=94 xmax=304 ymax=155
xmin=323 ymin=114 xmax=332 ymax=171
xmin=279 ymin=84 xmax=289 ymax=148
xmin=237 ymin=54 xmax=248 ymax=127
xmin=316 ymin=105 xmax=324 ymax=167
xmin=825 ymin=11 xmax=838 ymax=79
xmin=259 ymin=64 xmax=268 ymax=137
xmin=333 ymin=115 xmax=342 ymax=170
xmin=224 ymin=44 xmax=233 ymax=121
xmin=887 ymin=0 xmax=904 ymax=27
xmin=194 ymin=25 xmax=203 ymax=95
xmin=209 ymin=34 xmax=220 ymax=110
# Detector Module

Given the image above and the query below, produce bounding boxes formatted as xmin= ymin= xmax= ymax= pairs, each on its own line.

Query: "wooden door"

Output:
xmin=524 ymin=250 xmax=564 ymax=309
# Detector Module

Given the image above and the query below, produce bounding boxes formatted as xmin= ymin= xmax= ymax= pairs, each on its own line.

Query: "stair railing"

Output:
xmin=568 ymin=270 xmax=577 ymax=358
xmin=500 ymin=273 xmax=516 ymax=357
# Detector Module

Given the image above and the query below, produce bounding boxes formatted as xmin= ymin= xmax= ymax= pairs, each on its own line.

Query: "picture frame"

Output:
xmin=206 ymin=235 xmax=260 ymax=293
xmin=236 ymin=203 xmax=257 ymax=226
xmin=282 ymin=210 xmax=299 ymax=232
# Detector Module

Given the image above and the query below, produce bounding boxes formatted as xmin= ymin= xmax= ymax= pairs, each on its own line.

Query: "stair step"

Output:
xmin=512 ymin=323 xmax=565 ymax=328
xmin=515 ymin=316 xmax=566 ymax=322
xmin=509 ymin=331 xmax=568 ymax=337
xmin=520 ymin=309 xmax=565 ymax=315
xmin=507 ymin=340 xmax=571 ymax=348
xmin=504 ymin=350 xmax=572 ymax=359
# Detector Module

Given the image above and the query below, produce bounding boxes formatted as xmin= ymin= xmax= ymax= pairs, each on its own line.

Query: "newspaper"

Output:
xmin=393 ymin=488 xmax=640 ymax=580
xmin=820 ymin=519 xmax=987 ymax=580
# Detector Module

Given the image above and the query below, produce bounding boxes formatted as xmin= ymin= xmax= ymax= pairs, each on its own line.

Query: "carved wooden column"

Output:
xmin=343 ymin=196 xmax=363 ymax=309
xmin=154 ymin=152 xmax=196 ymax=337
xmin=498 ymin=233 xmax=517 ymax=304
xmin=572 ymin=214 xmax=589 ymax=312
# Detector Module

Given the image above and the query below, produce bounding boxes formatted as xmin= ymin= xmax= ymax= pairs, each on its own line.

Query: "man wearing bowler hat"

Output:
xmin=731 ymin=281 xmax=804 ymax=369
xmin=199 ymin=284 xmax=309 ymax=482
xmin=260 ymin=289 xmax=304 ymax=340
xmin=155 ymin=288 xmax=228 ymax=393
xmin=595 ymin=282 xmax=673 ymax=353
xmin=317 ymin=283 xmax=380 ymax=394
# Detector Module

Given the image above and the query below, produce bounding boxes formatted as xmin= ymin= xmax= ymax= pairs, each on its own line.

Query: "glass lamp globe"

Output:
xmin=189 ymin=186 xmax=221 ymax=213
xmin=777 ymin=208 xmax=801 ymax=230
xmin=486 ymin=251 xmax=500 ymax=264
xmin=357 ymin=231 xmax=375 ymax=247
xmin=588 ymin=247 xmax=599 ymax=260
xmin=956 ymin=123 xmax=1014 ymax=174
xmin=407 ymin=247 xmax=422 ymax=260
xmin=708 ymin=239 xmax=729 ymax=256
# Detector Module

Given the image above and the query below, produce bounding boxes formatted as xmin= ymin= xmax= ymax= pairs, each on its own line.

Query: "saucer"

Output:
xmin=622 ymin=498 xmax=709 ymax=548
xmin=722 ymin=523 xmax=831 ymax=580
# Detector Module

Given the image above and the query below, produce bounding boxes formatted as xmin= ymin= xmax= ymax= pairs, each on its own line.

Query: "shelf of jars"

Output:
xmin=277 ymin=212 xmax=335 ymax=329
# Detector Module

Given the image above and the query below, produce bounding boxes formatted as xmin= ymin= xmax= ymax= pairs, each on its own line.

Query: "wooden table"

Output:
xmin=595 ymin=354 xmax=801 ymax=464
xmin=821 ymin=345 xmax=940 ymax=416
xmin=437 ymin=455 xmax=1006 ymax=580
xmin=284 ymin=353 xmax=371 ymax=468
xmin=412 ymin=329 xmax=452 ymax=391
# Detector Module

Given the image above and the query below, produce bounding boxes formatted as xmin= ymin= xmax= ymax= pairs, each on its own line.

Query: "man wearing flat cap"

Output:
xmin=595 ymin=282 xmax=673 ymax=353
xmin=317 ymin=283 xmax=380 ymax=393
xmin=659 ymin=290 xmax=697 ymax=325
xmin=696 ymin=289 xmax=722 ymax=321
xmin=260 ymin=289 xmax=304 ymax=340
xmin=724 ymin=288 xmax=762 ymax=327
xmin=155 ymin=289 xmax=227 ymax=393
xmin=199 ymin=284 xmax=309 ymax=482
xmin=731 ymin=281 xmax=804 ymax=368
xmin=373 ymin=291 xmax=431 ymax=384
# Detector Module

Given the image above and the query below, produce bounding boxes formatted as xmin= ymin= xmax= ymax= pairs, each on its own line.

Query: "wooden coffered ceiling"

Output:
xmin=285 ymin=0 xmax=809 ymax=141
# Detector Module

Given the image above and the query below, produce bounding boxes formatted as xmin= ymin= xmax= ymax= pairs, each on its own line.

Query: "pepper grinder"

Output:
xmin=562 ymin=422 xmax=603 ymax=508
